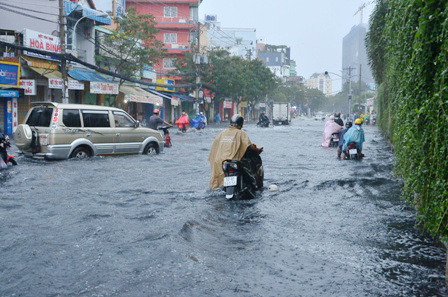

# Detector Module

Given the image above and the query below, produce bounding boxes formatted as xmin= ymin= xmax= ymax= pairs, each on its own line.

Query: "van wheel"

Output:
xmin=143 ymin=143 xmax=159 ymax=155
xmin=70 ymin=146 xmax=92 ymax=159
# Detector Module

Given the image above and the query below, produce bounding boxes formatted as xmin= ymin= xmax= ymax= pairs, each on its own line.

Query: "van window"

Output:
xmin=82 ymin=111 xmax=110 ymax=128
xmin=113 ymin=112 xmax=135 ymax=127
xmin=63 ymin=109 xmax=81 ymax=127
xmin=26 ymin=106 xmax=53 ymax=127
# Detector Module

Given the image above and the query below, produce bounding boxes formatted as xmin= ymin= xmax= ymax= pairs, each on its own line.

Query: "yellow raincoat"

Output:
xmin=208 ymin=126 xmax=252 ymax=189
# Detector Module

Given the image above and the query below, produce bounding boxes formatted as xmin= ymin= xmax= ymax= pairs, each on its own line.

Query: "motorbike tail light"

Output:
xmin=222 ymin=161 xmax=238 ymax=171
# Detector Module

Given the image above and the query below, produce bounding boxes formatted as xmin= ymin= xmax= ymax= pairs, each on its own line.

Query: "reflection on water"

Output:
xmin=0 ymin=120 xmax=446 ymax=296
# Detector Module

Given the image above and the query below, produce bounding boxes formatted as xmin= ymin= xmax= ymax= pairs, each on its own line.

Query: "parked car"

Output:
xmin=14 ymin=102 xmax=164 ymax=160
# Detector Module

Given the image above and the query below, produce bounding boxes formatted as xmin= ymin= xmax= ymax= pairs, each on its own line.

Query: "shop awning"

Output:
xmin=169 ymin=92 xmax=195 ymax=102
xmin=68 ymin=68 xmax=111 ymax=82
xmin=22 ymin=56 xmax=59 ymax=70
xmin=146 ymin=89 xmax=174 ymax=100
xmin=65 ymin=2 xmax=111 ymax=25
xmin=120 ymin=86 xmax=163 ymax=105
xmin=30 ymin=67 xmax=62 ymax=79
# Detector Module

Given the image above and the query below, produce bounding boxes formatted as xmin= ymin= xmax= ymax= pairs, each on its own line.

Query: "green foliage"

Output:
xmin=175 ymin=49 xmax=279 ymax=105
xmin=96 ymin=7 xmax=165 ymax=84
xmin=367 ymin=0 xmax=448 ymax=240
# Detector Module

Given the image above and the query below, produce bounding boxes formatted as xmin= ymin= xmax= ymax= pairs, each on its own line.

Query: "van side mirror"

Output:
xmin=134 ymin=121 xmax=140 ymax=128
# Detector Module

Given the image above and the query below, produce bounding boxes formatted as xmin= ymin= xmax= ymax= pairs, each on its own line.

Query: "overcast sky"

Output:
xmin=199 ymin=0 xmax=374 ymax=89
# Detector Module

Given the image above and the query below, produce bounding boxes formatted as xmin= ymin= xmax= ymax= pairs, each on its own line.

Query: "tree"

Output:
xmin=96 ymin=7 xmax=165 ymax=86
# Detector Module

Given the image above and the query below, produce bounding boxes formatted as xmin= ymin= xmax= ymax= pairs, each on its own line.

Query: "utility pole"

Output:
xmin=344 ymin=66 xmax=355 ymax=117
xmin=358 ymin=64 xmax=362 ymax=114
xmin=58 ymin=0 xmax=68 ymax=103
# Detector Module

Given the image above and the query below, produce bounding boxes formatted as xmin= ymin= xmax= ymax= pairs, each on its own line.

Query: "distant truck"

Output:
xmin=272 ymin=103 xmax=291 ymax=125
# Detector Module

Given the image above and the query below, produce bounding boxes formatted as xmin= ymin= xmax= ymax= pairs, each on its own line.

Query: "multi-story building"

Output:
xmin=203 ymin=15 xmax=257 ymax=60
xmin=127 ymin=0 xmax=202 ymax=82
xmin=342 ymin=24 xmax=373 ymax=87
xmin=0 ymin=0 xmax=115 ymax=135
xmin=257 ymin=44 xmax=291 ymax=80
xmin=306 ymin=73 xmax=333 ymax=96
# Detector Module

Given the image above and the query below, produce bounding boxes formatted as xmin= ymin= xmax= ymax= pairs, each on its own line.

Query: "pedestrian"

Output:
xmin=214 ymin=112 xmax=221 ymax=125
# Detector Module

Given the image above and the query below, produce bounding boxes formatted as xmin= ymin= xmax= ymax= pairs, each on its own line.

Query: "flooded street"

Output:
xmin=0 ymin=119 xmax=446 ymax=296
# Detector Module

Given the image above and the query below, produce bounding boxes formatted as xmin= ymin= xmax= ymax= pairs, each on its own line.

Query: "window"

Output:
xmin=164 ymin=33 xmax=177 ymax=43
xmin=164 ymin=7 xmax=177 ymax=17
xmin=26 ymin=107 xmax=53 ymax=127
xmin=266 ymin=57 xmax=269 ymax=63
xmin=113 ymin=112 xmax=135 ymax=127
xmin=82 ymin=111 xmax=110 ymax=128
xmin=190 ymin=7 xmax=198 ymax=22
xmin=163 ymin=58 xmax=176 ymax=69
xmin=63 ymin=109 xmax=81 ymax=127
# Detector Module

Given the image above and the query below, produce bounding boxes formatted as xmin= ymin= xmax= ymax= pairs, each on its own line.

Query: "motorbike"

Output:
xmin=0 ymin=135 xmax=17 ymax=169
xmin=190 ymin=116 xmax=206 ymax=130
xmin=158 ymin=126 xmax=172 ymax=148
xmin=345 ymin=142 xmax=363 ymax=160
xmin=257 ymin=119 xmax=270 ymax=128
xmin=329 ymin=132 xmax=339 ymax=147
xmin=222 ymin=149 xmax=263 ymax=200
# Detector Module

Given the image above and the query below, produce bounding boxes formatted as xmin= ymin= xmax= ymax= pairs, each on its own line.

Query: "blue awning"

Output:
xmin=68 ymin=68 xmax=112 ymax=82
xmin=146 ymin=89 xmax=173 ymax=100
xmin=65 ymin=2 xmax=111 ymax=25
xmin=169 ymin=92 xmax=195 ymax=102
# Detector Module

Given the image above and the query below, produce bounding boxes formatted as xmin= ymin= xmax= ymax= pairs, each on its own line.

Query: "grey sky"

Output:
xmin=199 ymin=0 xmax=374 ymax=89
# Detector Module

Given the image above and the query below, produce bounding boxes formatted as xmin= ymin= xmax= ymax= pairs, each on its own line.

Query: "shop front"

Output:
xmin=0 ymin=61 xmax=20 ymax=136
xmin=118 ymin=85 xmax=163 ymax=124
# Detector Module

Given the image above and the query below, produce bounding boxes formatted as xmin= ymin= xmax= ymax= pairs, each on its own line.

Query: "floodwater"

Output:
xmin=0 ymin=119 xmax=446 ymax=296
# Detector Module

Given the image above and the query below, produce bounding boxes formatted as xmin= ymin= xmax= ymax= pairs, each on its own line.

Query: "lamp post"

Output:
xmin=71 ymin=12 xmax=109 ymax=52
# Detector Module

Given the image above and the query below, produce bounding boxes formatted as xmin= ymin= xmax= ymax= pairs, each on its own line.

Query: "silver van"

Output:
xmin=14 ymin=102 xmax=164 ymax=160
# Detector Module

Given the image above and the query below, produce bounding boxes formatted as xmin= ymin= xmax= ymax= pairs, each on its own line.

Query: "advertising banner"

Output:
xmin=49 ymin=78 xmax=63 ymax=89
xmin=90 ymin=82 xmax=119 ymax=94
xmin=0 ymin=90 xmax=19 ymax=98
xmin=171 ymin=96 xmax=179 ymax=106
xmin=68 ymin=79 xmax=84 ymax=90
xmin=155 ymin=78 xmax=174 ymax=92
xmin=23 ymin=29 xmax=61 ymax=61
xmin=20 ymin=79 xmax=36 ymax=95
xmin=223 ymin=101 xmax=233 ymax=109
xmin=12 ymin=98 xmax=18 ymax=133
xmin=0 ymin=62 xmax=20 ymax=88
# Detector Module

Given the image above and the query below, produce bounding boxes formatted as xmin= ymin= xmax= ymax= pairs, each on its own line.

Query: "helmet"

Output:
xmin=354 ymin=118 xmax=363 ymax=125
xmin=329 ymin=115 xmax=335 ymax=120
xmin=199 ymin=112 xmax=203 ymax=115
xmin=230 ymin=114 xmax=244 ymax=128
xmin=153 ymin=109 xmax=160 ymax=114
xmin=345 ymin=121 xmax=353 ymax=128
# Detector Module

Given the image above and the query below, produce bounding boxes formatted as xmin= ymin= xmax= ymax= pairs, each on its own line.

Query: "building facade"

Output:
xmin=306 ymin=73 xmax=333 ymax=96
xmin=342 ymin=24 xmax=374 ymax=87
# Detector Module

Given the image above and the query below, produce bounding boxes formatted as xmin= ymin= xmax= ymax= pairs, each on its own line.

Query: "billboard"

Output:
xmin=23 ymin=29 xmax=61 ymax=61
xmin=0 ymin=61 xmax=20 ymax=88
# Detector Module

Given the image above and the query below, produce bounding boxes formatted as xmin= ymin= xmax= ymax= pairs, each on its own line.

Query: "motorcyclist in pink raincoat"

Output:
xmin=321 ymin=115 xmax=343 ymax=147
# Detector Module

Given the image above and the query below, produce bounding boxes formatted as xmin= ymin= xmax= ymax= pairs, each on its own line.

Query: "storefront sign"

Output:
xmin=68 ymin=79 xmax=84 ymax=90
xmin=223 ymin=101 xmax=233 ymax=109
xmin=171 ymin=96 xmax=179 ymax=106
xmin=23 ymin=29 xmax=61 ymax=61
xmin=0 ymin=62 xmax=20 ymax=88
xmin=0 ymin=90 xmax=19 ymax=97
xmin=90 ymin=82 xmax=119 ymax=94
xmin=155 ymin=78 xmax=174 ymax=92
xmin=49 ymin=78 xmax=63 ymax=89
xmin=20 ymin=79 xmax=36 ymax=95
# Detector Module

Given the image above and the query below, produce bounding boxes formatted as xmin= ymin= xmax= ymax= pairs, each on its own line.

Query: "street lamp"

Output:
xmin=71 ymin=11 xmax=109 ymax=52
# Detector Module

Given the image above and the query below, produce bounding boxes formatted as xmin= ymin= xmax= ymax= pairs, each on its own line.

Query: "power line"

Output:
xmin=1 ymin=0 xmax=59 ymax=9
xmin=0 ymin=5 xmax=58 ymax=24
xmin=0 ymin=40 xmax=200 ymax=89
xmin=0 ymin=1 xmax=59 ymax=16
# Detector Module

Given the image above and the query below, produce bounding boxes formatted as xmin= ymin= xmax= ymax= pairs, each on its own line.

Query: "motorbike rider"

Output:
xmin=341 ymin=118 xmax=365 ymax=159
xmin=258 ymin=112 xmax=270 ymax=126
xmin=0 ymin=129 xmax=10 ymax=164
xmin=208 ymin=114 xmax=263 ymax=190
xmin=322 ymin=115 xmax=343 ymax=147
xmin=334 ymin=113 xmax=344 ymax=126
xmin=148 ymin=109 xmax=171 ymax=130
xmin=337 ymin=121 xmax=353 ymax=159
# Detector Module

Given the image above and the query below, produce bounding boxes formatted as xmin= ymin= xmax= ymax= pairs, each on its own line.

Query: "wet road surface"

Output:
xmin=0 ymin=119 xmax=446 ymax=296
